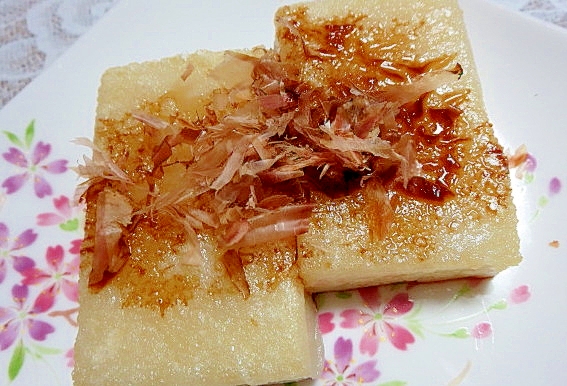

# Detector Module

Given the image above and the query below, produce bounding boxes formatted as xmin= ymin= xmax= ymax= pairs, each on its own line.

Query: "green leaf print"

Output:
xmin=30 ymin=343 xmax=62 ymax=357
xmin=406 ymin=318 xmax=425 ymax=339
xmin=454 ymin=283 xmax=473 ymax=300
xmin=524 ymin=173 xmax=535 ymax=184
xmin=2 ymin=130 xmax=24 ymax=148
xmin=538 ymin=195 xmax=549 ymax=207
xmin=444 ymin=327 xmax=470 ymax=339
xmin=379 ymin=381 xmax=408 ymax=386
xmin=60 ymin=218 xmax=79 ymax=232
xmin=24 ymin=120 xmax=35 ymax=149
xmin=488 ymin=299 xmax=508 ymax=311
xmin=8 ymin=341 xmax=25 ymax=381
xmin=335 ymin=291 xmax=352 ymax=299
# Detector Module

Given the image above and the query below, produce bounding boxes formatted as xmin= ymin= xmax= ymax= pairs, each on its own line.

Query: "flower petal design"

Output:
xmin=46 ymin=245 xmax=64 ymax=271
xmin=383 ymin=293 xmax=413 ymax=317
xmin=69 ymin=239 xmax=82 ymax=255
xmin=2 ymin=173 xmax=29 ymax=194
xmin=26 ymin=319 xmax=55 ymax=341
xmin=358 ymin=286 xmax=380 ymax=310
xmin=37 ymin=213 xmax=64 ymax=226
xmin=359 ymin=328 xmax=379 ymax=356
xmin=42 ymin=159 xmax=68 ymax=174
xmin=549 ymin=177 xmax=561 ymax=196
xmin=53 ymin=195 xmax=72 ymax=217
xmin=524 ymin=154 xmax=537 ymax=172
xmin=19 ymin=267 xmax=46 ymax=286
xmin=31 ymin=284 xmax=56 ymax=313
xmin=351 ymin=359 xmax=380 ymax=383
xmin=334 ymin=337 xmax=353 ymax=374
xmin=384 ymin=322 xmax=415 ymax=350
xmin=65 ymin=348 xmax=75 ymax=367
xmin=318 ymin=312 xmax=335 ymax=334
xmin=11 ymin=284 xmax=28 ymax=307
xmin=66 ymin=255 xmax=80 ymax=275
xmin=0 ymin=306 xmax=17 ymax=325
xmin=33 ymin=174 xmax=53 ymax=198
xmin=12 ymin=256 xmax=36 ymax=273
xmin=12 ymin=229 xmax=38 ymax=250
xmin=2 ymin=147 xmax=27 ymax=167
xmin=0 ymin=259 xmax=5 ymax=284
xmin=0 ymin=319 xmax=19 ymax=350
xmin=471 ymin=322 xmax=492 ymax=339
xmin=61 ymin=279 xmax=78 ymax=303
xmin=31 ymin=141 xmax=51 ymax=165
xmin=509 ymin=285 xmax=531 ymax=304
xmin=321 ymin=361 xmax=335 ymax=380
xmin=0 ymin=223 xmax=9 ymax=248
xmin=340 ymin=308 xmax=370 ymax=329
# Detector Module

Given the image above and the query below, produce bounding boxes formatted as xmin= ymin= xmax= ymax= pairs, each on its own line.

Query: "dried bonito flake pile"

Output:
xmin=77 ymin=34 xmax=466 ymax=295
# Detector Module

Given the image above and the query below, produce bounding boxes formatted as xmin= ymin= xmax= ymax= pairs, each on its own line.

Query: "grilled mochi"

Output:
xmin=74 ymin=0 xmax=522 ymax=384
xmin=272 ymin=0 xmax=521 ymax=292
xmin=73 ymin=51 xmax=322 ymax=386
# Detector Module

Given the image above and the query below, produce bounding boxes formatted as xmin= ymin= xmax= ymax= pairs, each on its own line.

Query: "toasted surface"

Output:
xmin=274 ymin=0 xmax=521 ymax=292
xmin=74 ymin=248 xmax=320 ymax=385
xmin=73 ymin=52 xmax=322 ymax=385
xmin=75 ymin=0 xmax=522 ymax=383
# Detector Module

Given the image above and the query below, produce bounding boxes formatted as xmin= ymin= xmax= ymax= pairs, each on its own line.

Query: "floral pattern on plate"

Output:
xmin=0 ymin=122 xmax=540 ymax=385
xmin=0 ymin=121 xmax=80 ymax=384
xmin=312 ymin=279 xmax=531 ymax=385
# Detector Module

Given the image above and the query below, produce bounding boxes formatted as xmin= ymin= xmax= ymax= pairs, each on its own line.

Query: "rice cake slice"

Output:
xmin=273 ymin=0 xmax=522 ymax=292
xmin=74 ymin=0 xmax=523 ymax=382
xmin=74 ymin=238 xmax=321 ymax=385
xmin=73 ymin=52 xmax=322 ymax=385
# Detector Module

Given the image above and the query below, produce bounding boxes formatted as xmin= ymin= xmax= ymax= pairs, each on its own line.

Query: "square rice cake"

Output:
xmin=73 ymin=51 xmax=322 ymax=385
xmin=272 ymin=0 xmax=521 ymax=292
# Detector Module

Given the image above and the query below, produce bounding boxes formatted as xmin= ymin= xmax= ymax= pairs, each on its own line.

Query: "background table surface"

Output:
xmin=1 ymin=0 xmax=566 ymax=111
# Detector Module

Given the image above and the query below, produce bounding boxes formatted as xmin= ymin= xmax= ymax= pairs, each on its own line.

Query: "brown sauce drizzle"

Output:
xmin=83 ymin=8 xmax=476 ymax=312
xmin=277 ymin=7 xmax=469 ymax=203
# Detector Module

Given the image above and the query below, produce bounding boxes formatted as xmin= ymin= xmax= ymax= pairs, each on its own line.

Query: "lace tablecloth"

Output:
xmin=0 ymin=0 xmax=119 ymax=108
xmin=0 ymin=0 xmax=566 ymax=110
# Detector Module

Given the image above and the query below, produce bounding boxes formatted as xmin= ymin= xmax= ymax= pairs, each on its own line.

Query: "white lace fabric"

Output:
xmin=0 ymin=0 xmax=119 ymax=108
xmin=0 ymin=0 xmax=566 ymax=109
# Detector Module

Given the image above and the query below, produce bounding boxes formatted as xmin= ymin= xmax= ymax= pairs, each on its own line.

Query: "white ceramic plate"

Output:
xmin=0 ymin=0 xmax=566 ymax=384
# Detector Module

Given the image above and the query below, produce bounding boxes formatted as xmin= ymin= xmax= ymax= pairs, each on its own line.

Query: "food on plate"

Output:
xmin=73 ymin=0 xmax=521 ymax=384
xmin=73 ymin=51 xmax=322 ymax=385
xmin=274 ymin=0 xmax=521 ymax=292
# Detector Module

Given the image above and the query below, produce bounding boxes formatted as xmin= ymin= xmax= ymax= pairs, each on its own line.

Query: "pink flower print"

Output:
xmin=69 ymin=238 xmax=82 ymax=255
xmin=65 ymin=347 xmax=75 ymax=367
xmin=340 ymin=287 xmax=415 ymax=355
xmin=509 ymin=145 xmax=537 ymax=181
xmin=37 ymin=195 xmax=82 ymax=231
xmin=548 ymin=177 xmax=561 ymax=196
xmin=0 ymin=284 xmax=55 ymax=351
xmin=2 ymin=140 xmax=67 ymax=198
xmin=13 ymin=245 xmax=79 ymax=303
xmin=319 ymin=312 xmax=335 ymax=334
xmin=522 ymin=153 xmax=537 ymax=173
xmin=0 ymin=223 xmax=38 ymax=284
xmin=509 ymin=285 xmax=531 ymax=304
xmin=471 ymin=321 xmax=492 ymax=339
xmin=321 ymin=337 xmax=380 ymax=385
xmin=37 ymin=196 xmax=72 ymax=225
